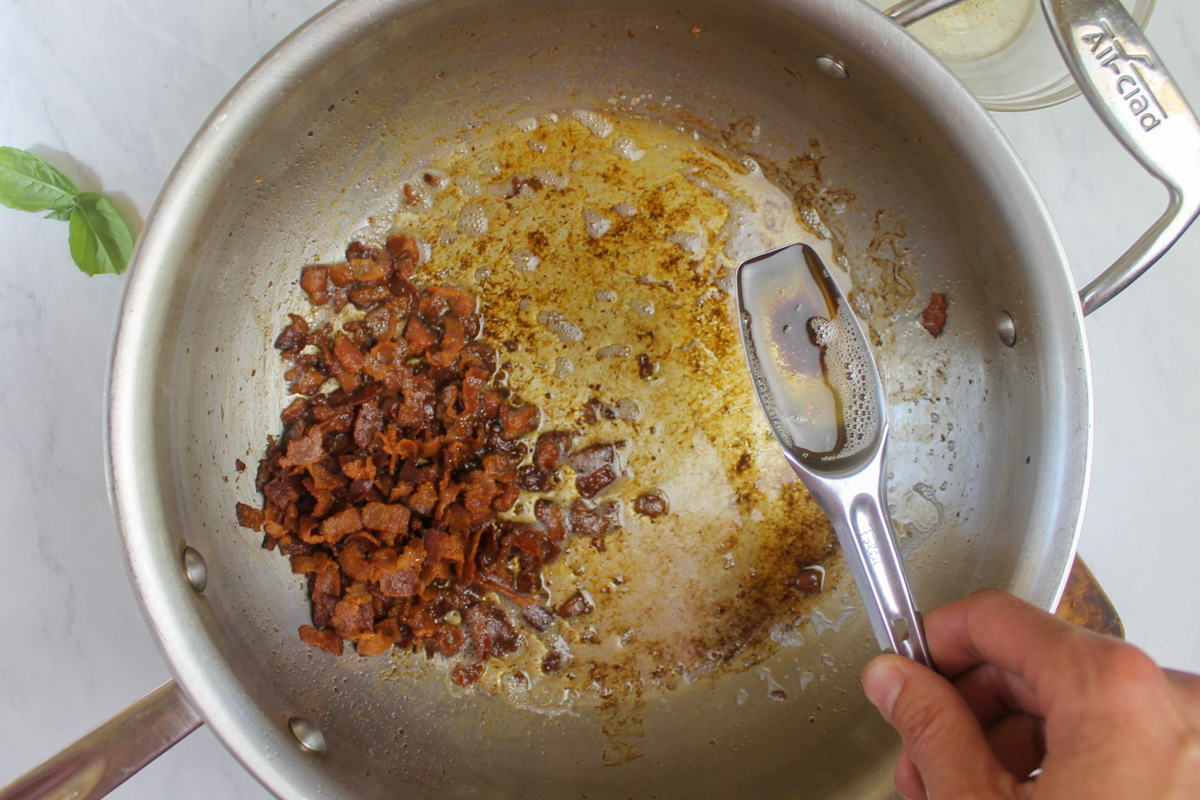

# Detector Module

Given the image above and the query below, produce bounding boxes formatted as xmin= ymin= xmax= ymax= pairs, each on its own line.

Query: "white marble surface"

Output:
xmin=1 ymin=1 xmax=1197 ymax=797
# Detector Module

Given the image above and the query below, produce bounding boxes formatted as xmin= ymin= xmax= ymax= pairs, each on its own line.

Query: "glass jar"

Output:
xmin=867 ymin=0 xmax=1157 ymax=111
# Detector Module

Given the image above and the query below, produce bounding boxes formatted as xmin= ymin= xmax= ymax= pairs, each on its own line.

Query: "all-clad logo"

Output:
xmin=861 ymin=523 xmax=883 ymax=567
xmin=1081 ymin=19 xmax=1165 ymax=131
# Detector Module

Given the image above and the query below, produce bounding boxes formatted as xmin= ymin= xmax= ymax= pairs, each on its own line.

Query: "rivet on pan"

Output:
xmin=815 ymin=55 xmax=849 ymax=80
xmin=288 ymin=717 xmax=327 ymax=754
xmin=182 ymin=546 xmax=208 ymax=593
xmin=997 ymin=311 xmax=1018 ymax=347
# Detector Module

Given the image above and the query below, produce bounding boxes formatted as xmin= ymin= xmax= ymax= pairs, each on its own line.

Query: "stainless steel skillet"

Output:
xmin=4 ymin=0 xmax=1197 ymax=798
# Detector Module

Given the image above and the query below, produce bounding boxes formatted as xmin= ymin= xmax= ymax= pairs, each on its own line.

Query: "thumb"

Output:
xmin=863 ymin=655 xmax=1012 ymax=800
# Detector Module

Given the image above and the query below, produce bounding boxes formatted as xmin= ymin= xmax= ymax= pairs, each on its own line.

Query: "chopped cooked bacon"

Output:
xmin=404 ymin=315 xmax=439 ymax=355
xmin=299 ymin=624 xmax=344 ymax=655
xmin=633 ymin=490 xmax=670 ymax=519
xmin=499 ymin=403 xmax=540 ymax=440
xmin=331 ymin=597 xmax=375 ymax=638
xmin=300 ymin=266 xmax=330 ymax=306
xmin=464 ymin=603 xmax=519 ymax=661
xmin=521 ymin=604 xmax=555 ymax=632
xmin=386 ymin=234 xmax=420 ymax=279
xmin=533 ymin=431 xmax=572 ymax=472
xmin=568 ymin=499 xmax=621 ymax=537
xmin=320 ymin=507 xmax=362 ymax=543
xmin=333 ymin=334 xmax=366 ymax=373
xmin=361 ymin=501 xmax=410 ymax=540
xmin=347 ymin=254 xmax=390 ymax=283
xmin=921 ymin=292 xmax=948 ymax=338
xmin=570 ymin=442 xmax=618 ymax=497
xmin=352 ymin=401 xmax=383 ymax=448
xmin=235 ymin=502 xmax=264 ymax=531
xmin=534 ymin=499 xmax=566 ymax=543
xmin=274 ymin=314 xmax=309 ymax=352
xmin=289 ymin=552 xmax=330 ymax=574
xmin=451 ymin=662 xmax=484 ymax=687
xmin=557 ymin=590 xmax=594 ymax=619
xmin=379 ymin=569 xmax=419 ymax=598
xmin=570 ymin=442 xmax=614 ymax=475
xmin=355 ymin=631 xmax=393 ymax=657
xmin=516 ymin=465 xmax=551 ymax=492
xmin=263 ymin=477 xmax=302 ymax=508
xmin=237 ymin=240 xmax=625 ymax=681
xmin=576 ymin=466 xmax=616 ymax=498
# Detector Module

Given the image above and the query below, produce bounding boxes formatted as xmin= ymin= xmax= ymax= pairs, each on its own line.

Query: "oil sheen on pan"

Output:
xmin=249 ymin=110 xmax=875 ymax=731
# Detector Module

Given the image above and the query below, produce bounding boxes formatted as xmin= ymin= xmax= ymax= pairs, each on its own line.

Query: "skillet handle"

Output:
xmin=882 ymin=0 xmax=969 ymax=27
xmin=1041 ymin=0 xmax=1200 ymax=316
xmin=0 ymin=680 xmax=201 ymax=800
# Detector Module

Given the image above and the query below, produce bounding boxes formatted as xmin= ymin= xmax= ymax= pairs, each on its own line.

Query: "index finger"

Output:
xmin=923 ymin=588 xmax=1118 ymax=709
xmin=924 ymin=589 xmax=1081 ymax=673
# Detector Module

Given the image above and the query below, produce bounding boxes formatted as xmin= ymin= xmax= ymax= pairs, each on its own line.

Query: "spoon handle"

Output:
xmin=812 ymin=464 xmax=934 ymax=668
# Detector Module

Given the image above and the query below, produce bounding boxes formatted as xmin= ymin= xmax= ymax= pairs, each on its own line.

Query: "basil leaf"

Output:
xmin=45 ymin=205 xmax=75 ymax=222
xmin=0 ymin=146 xmax=78 ymax=214
xmin=68 ymin=193 xmax=134 ymax=276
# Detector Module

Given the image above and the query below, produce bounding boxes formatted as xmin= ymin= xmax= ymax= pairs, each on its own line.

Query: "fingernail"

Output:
xmin=862 ymin=657 xmax=904 ymax=721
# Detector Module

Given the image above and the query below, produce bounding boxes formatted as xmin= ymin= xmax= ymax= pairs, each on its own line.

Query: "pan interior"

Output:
xmin=110 ymin=0 xmax=1089 ymax=798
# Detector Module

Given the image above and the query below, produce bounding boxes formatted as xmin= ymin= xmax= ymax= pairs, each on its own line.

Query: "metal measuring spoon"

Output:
xmin=736 ymin=243 xmax=933 ymax=666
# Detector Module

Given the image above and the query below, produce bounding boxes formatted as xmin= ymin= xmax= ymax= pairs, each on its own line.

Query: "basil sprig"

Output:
xmin=0 ymin=146 xmax=134 ymax=276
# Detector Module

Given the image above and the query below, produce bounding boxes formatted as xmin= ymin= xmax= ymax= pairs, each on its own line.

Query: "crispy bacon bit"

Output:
xmin=576 ymin=466 xmax=616 ymax=498
xmin=362 ymin=501 xmax=410 ymax=539
xmin=299 ymin=624 xmax=343 ymax=655
xmin=533 ymin=430 xmax=572 ymax=472
xmin=379 ymin=569 xmax=419 ymax=598
xmin=274 ymin=314 xmax=309 ymax=352
xmin=386 ymin=235 xmax=420 ymax=279
xmin=349 ymin=284 xmax=391 ymax=308
xmin=921 ymin=292 xmax=948 ymax=338
xmin=637 ymin=353 xmax=657 ymax=379
xmin=333 ymin=334 xmax=366 ymax=373
xmin=542 ymin=651 xmax=565 ymax=674
xmin=570 ymin=442 xmax=613 ymax=473
xmin=353 ymin=401 xmax=384 ymax=448
xmin=356 ymin=631 xmax=393 ymax=657
xmin=500 ymin=403 xmax=540 ymax=440
xmin=279 ymin=427 xmax=325 ymax=468
xmin=569 ymin=499 xmax=621 ymax=538
xmin=235 ymin=502 xmax=264 ymax=531
xmin=516 ymin=465 xmax=551 ymax=492
xmin=451 ymin=662 xmax=485 ymax=687
xmin=320 ymin=507 xmax=362 ymax=543
xmin=435 ymin=624 xmax=465 ymax=657
xmin=300 ymin=265 xmax=330 ymax=306
xmin=557 ymin=590 xmax=594 ymax=619
xmin=521 ymin=604 xmax=556 ymax=632
xmin=237 ymin=241 xmax=625 ymax=683
xmin=331 ymin=598 xmax=375 ymax=638
xmin=464 ymin=603 xmax=519 ymax=661
xmin=633 ymin=490 xmax=669 ymax=519
xmin=404 ymin=315 xmax=439 ymax=355
xmin=328 ymin=261 xmax=355 ymax=288
xmin=534 ymin=499 xmax=566 ymax=542
xmin=791 ymin=566 xmax=824 ymax=595
xmin=571 ymin=443 xmax=618 ymax=497
xmin=347 ymin=255 xmax=389 ymax=283
xmin=286 ymin=364 xmax=327 ymax=395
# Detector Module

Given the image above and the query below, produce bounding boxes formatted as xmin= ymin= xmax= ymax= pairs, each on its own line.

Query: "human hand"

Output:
xmin=861 ymin=588 xmax=1200 ymax=799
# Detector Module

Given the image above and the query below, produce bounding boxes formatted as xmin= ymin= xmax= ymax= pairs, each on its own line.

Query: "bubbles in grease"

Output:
xmin=808 ymin=301 xmax=881 ymax=459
